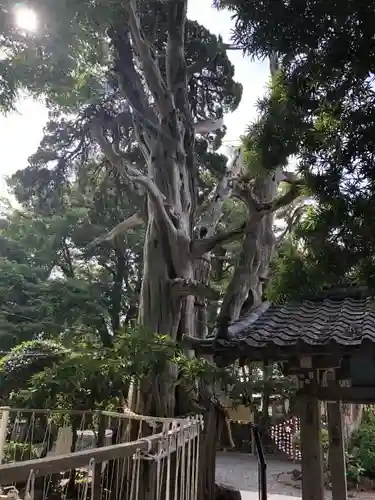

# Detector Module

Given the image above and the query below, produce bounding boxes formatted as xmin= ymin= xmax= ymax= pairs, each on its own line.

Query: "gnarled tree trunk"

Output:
xmin=92 ymin=7 xmax=302 ymax=498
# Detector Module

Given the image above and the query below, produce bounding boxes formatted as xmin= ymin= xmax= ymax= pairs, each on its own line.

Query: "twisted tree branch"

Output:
xmin=86 ymin=212 xmax=144 ymax=251
xmin=91 ymin=121 xmax=178 ymax=240
xmin=276 ymin=204 xmax=306 ymax=248
xmin=259 ymin=182 xmax=303 ymax=214
xmin=195 ymin=147 xmax=244 ymax=234
xmin=169 ymin=278 xmax=220 ymax=300
xmin=191 ymin=223 xmax=246 ymax=257
xmin=126 ymin=0 xmax=171 ymax=116
xmin=166 ymin=0 xmax=188 ymax=94
xmin=109 ymin=28 xmax=158 ymax=154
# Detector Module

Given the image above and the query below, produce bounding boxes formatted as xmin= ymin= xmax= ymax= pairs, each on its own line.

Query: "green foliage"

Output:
xmin=215 ymin=0 xmax=375 ymax=295
xmin=354 ymin=410 xmax=375 ymax=477
xmin=346 ymin=452 xmax=365 ymax=485
xmin=242 ymin=71 xmax=303 ymax=174
xmin=3 ymin=441 xmax=39 ymax=463
xmin=0 ymin=339 xmax=67 ymax=400
xmin=2 ymin=327 xmax=236 ymax=411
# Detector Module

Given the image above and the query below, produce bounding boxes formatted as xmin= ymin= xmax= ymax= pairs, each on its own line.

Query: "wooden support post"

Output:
xmin=0 ymin=407 xmax=10 ymax=465
xmin=327 ymin=400 xmax=347 ymax=500
xmin=299 ymin=394 xmax=324 ymax=500
xmin=93 ymin=412 xmax=107 ymax=500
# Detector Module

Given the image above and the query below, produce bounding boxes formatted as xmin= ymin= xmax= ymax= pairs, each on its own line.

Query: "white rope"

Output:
xmin=194 ymin=416 xmax=203 ymax=500
xmin=191 ymin=420 xmax=196 ymax=500
xmin=165 ymin=426 xmax=172 ymax=500
xmin=24 ymin=469 xmax=35 ymax=500
xmin=180 ymin=423 xmax=186 ymax=500
xmin=1 ymin=409 xmax=202 ymax=500
xmin=81 ymin=458 xmax=95 ymax=500
xmin=186 ymin=418 xmax=192 ymax=500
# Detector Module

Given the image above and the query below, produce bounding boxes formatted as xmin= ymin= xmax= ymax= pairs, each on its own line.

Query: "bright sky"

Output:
xmin=0 ymin=1 xmax=269 ymax=200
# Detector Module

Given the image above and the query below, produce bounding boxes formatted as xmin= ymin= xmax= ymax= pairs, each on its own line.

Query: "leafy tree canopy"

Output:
xmin=215 ymin=0 xmax=375 ymax=295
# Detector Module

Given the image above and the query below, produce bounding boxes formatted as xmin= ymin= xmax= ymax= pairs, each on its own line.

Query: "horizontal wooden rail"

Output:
xmin=0 ymin=407 xmax=95 ymax=416
xmin=101 ymin=410 xmax=191 ymax=424
xmin=0 ymin=422 xmax=193 ymax=484
xmin=0 ymin=439 xmax=147 ymax=484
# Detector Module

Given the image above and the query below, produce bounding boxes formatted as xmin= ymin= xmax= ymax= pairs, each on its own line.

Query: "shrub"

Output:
xmin=356 ymin=410 xmax=375 ymax=477
xmin=3 ymin=441 xmax=39 ymax=463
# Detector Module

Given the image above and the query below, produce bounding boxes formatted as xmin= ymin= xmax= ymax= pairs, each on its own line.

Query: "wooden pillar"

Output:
xmin=327 ymin=400 xmax=347 ymax=500
xmin=299 ymin=394 xmax=324 ymax=500
xmin=0 ymin=407 xmax=10 ymax=464
xmin=93 ymin=412 xmax=107 ymax=500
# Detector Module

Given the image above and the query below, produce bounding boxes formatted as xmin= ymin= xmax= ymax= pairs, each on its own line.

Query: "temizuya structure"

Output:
xmin=185 ymin=286 xmax=375 ymax=500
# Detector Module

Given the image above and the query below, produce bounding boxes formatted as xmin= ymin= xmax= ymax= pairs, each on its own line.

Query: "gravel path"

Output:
xmin=215 ymin=452 xmax=375 ymax=500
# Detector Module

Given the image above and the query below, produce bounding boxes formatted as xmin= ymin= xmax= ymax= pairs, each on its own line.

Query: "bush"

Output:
xmin=356 ymin=410 xmax=375 ymax=477
xmin=3 ymin=441 xmax=39 ymax=463
xmin=346 ymin=451 xmax=365 ymax=484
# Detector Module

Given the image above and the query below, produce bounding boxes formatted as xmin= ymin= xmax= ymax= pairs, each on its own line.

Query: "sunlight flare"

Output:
xmin=14 ymin=4 xmax=38 ymax=33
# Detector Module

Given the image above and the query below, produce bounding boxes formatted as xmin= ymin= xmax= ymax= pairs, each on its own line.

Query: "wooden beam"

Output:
xmin=283 ymin=356 xmax=342 ymax=376
xmin=327 ymin=400 xmax=347 ymax=500
xmin=298 ymin=394 xmax=324 ymax=500
xmin=0 ymin=423 xmax=192 ymax=484
xmin=0 ymin=438 xmax=150 ymax=484
xmin=298 ymin=385 xmax=375 ymax=403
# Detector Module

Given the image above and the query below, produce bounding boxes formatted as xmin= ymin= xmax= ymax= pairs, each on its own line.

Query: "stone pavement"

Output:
xmin=215 ymin=452 xmax=375 ymax=500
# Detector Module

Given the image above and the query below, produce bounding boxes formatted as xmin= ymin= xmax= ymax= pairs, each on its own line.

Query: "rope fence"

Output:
xmin=0 ymin=407 xmax=203 ymax=500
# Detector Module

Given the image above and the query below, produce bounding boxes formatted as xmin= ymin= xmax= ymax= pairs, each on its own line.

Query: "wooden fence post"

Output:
xmin=93 ymin=411 xmax=107 ymax=500
xmin=299 ymin=394 xmax=324 ymax=500
xmin=0 ymin=407 xmax=10 ymax=464
xmin=327 ymin=400 xmax=347 ymax=500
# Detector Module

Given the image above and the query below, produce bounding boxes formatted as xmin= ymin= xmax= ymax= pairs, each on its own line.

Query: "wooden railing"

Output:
xmin=0 ymin=409 xmax=203 ymax=500
xmin=0 ymin=432 xmax=160 ymax=484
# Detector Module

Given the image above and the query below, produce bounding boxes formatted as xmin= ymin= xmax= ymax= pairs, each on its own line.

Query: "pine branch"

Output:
xmin=187 ymin=42 xmax=219 ymax=78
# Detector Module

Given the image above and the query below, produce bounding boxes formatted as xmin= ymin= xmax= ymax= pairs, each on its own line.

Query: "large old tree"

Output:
xmin=216 ymin=0 xmax=375 ymax=291
xmin=216 ymin=0 xmax=375 ymax=440
xmin=1 ymin=0 xmax=303 ymax=496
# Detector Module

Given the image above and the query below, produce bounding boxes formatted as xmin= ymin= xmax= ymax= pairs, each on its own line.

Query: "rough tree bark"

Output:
xmin=90 ymin=1 xmax=238 ymax=498
xmin=342 ymin=403 xmax=363 ymax=446
xmin=91 ymin=8 xmax=302 ymax=498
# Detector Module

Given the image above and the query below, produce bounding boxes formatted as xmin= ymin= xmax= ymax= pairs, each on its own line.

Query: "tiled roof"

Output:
xmin=214 ymin=293 xmax=375 ymax=354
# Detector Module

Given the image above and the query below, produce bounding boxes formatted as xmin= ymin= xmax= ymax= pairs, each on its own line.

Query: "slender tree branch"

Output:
xmin=91 ymin=121 xmax=178 ymax=240
xmin=276 ymin=205 xmax=306 ymax=248
xmin=195 ymin=147 xmax=244 ymax=234
xmin=126 ymin=0 xmax=171 ymax=116
xmin=194 ymin=117 xmax=224 ymax=135
xmin=86 ymin=212 xmax=144 ymax=251
xmin=260 ymin=183 xmax=303 ymax=214
xmin=169 ymin=278 xmax=220 ymax=300
xmin=191 ymin=223 xmax=246 ymax=257
xmin=231 ymin=179 xmax=260 ymax=212
xmin=109 ymin=28 xmax=158 ymax=153
xmin=166 ymin=0 xmax=188 ymax=93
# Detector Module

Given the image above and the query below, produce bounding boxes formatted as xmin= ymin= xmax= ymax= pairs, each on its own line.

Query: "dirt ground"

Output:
xmin=215 ymin=452 xmax=375 ymax=500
